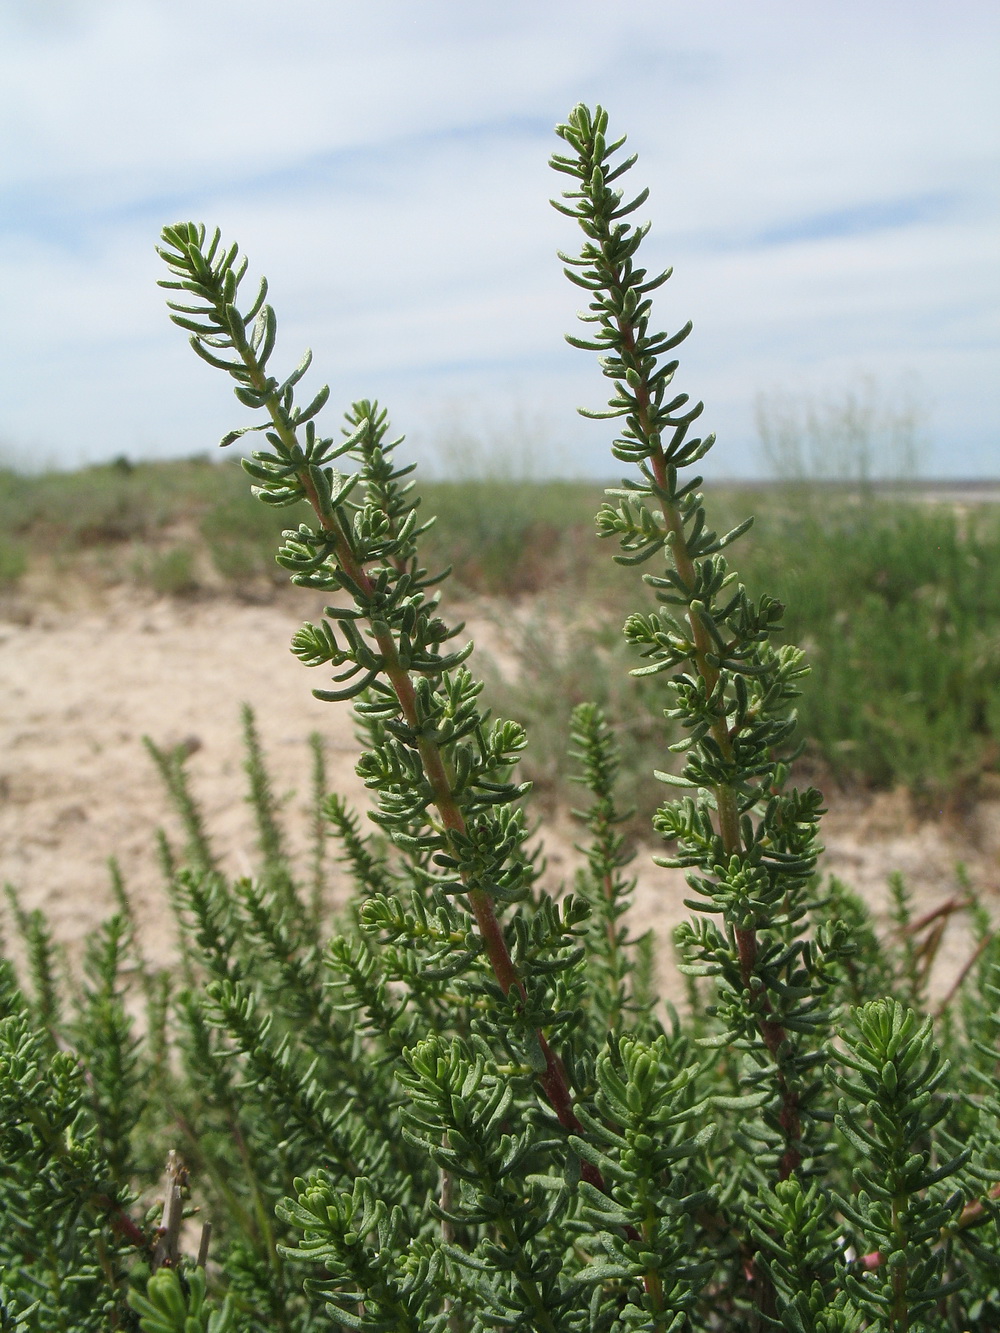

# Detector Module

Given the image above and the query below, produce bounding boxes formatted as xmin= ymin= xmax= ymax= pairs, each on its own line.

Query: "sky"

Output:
xmin=0 ymin=0 xmax=997 ymax=479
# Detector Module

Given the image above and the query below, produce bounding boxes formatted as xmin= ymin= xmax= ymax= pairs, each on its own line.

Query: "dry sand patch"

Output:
xmin=1 ymin=588 xmax=996 ymax=1002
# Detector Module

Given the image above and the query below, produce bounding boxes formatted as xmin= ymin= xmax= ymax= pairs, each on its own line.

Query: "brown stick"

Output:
xmin=151 ymin=1150 xmax=186 ymax=1271
xmin=934 ymin=935 xmax=992 ymax=1018
xmin=907 ymin=896 xmax=973 ymax=936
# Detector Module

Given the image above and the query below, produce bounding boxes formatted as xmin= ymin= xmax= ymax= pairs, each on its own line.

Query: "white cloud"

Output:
xmin=0 ymin=0 xmax=996 ymax=475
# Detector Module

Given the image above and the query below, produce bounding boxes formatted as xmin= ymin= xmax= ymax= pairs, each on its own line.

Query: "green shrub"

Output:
xmin=420 ymin=479 xmax=603 ymax=595
xmin=193 ymin=461 xmax=308 ymax=590
xmin=751 ymin=500 xmax=1000 ymax=798
xmin=0 ymin=538 xmax=26 ymax=588
xmin=487 ymin=494 xmax=1000 ymax=810
xmin=478 ymin=598 xmax=671 ymax=825
xmin=131 ymin=544 xmax=200 ymax=597
xmin=12 ymin=461 xmax=166 ymax=548
xmin=2 ymin=104 xmax=998 ymax=1331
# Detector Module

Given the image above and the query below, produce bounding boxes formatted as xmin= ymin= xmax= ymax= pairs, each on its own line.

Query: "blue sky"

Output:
xmin=0 ymin=0 xmax=997 ymax=477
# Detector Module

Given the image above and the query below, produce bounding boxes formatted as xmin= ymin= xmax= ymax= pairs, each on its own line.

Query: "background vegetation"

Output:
xmin=2 ymin=456 xmax=997 ymax=817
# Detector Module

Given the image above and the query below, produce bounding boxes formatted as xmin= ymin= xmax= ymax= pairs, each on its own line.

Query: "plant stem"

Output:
xmin=617 ymin=321 xmax=802 ymax=1177
xmin=618 ymin=327 xmax=741 ymax=858
xmin=857 ymin=1178 xmax=1000 ymax=1269
xmin=243 ymin=361 xmax=604 ymax=1187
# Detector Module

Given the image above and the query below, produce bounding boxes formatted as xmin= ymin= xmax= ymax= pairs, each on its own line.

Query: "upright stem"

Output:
xmin=614 ymin=308 xmax=802 ymax=1179
xmin=890 ymin=1193 xmax=910 ymax=1332
xmin=246 ymin=365 xmax=605 ymax=1188
xmin=648 ymin=448 xmax=741 ymax=856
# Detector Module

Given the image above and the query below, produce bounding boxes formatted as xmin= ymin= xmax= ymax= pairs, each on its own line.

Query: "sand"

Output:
xmin=1 ymin=583 xmax=997 ymax=1003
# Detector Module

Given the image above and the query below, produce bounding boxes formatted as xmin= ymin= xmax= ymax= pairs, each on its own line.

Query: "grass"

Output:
xmin=0 ymin=538 xmax=26 ymax=588
xmin=1 ymin=457 xmax=997 ymax=805
xmin=742 ymin=495 xmax=1000 ymax=802
xmin=420 ymin=478 xmax=606 ymax=594
xmin=0 ymin=455 xmax=208 ymax=548
xmin=129 ymin=544 xmax=201 ymax=597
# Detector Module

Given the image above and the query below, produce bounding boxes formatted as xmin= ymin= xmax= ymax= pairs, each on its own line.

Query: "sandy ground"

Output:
xmin=1 ymin=582 xmax=997 ymax=1004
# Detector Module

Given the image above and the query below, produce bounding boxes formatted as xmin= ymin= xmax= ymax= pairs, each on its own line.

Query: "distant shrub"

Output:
xmin=131 ymin=544 xmax=200 ymax=597
xmin=745 ymin=499 xmax=1000 ymax=799
xmin=200 ymin=484 xmax=302 ymax=589
xmin=421 ymin=479 xmax=601 ymax=594
xmin=0 ymin=538 xmax=26 ymax=588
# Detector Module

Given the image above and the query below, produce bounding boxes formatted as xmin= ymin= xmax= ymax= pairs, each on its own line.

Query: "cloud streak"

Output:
xmin=0 ymin=0 xmax=996 ymax=476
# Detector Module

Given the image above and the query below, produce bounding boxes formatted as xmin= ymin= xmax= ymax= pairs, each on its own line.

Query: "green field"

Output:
xmin=2 ymin=458 xmax=998 ymax=811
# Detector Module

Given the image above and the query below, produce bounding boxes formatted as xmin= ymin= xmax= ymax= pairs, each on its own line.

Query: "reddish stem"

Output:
xmin=295 ymin=448 xmax=615 ymax=1199
xmin=935 ymin=936 xmax=994 ymax=1019
xmin=92 ymin=1194 xmax=148 ymax=1249
xmin=614 ymin=315 xmax=803 ymax=1178
xmin=907 ymin=896 xmax=973 ymax=936
xmin=857 ymin=1181 xmax=1000 ymax=1273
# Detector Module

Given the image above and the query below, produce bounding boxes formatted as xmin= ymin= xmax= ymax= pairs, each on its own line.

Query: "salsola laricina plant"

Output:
xmin=2 ymin=104 xmax=998 ymax=1333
